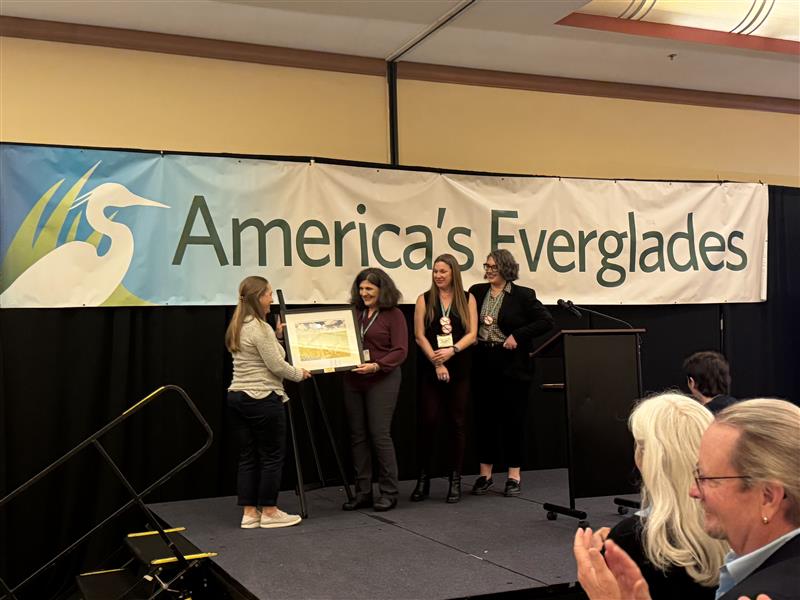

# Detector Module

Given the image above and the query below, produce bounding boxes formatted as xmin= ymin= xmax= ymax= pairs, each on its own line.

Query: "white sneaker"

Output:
xmin=241 ymin=513 xmax=261 ymax=529
xmin=260 ymin=509 xmax=302 ymax=528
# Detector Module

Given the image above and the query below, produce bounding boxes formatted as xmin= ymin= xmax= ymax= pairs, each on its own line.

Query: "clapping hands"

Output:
xmin=573 ymin=527 xmax=650 ymax=600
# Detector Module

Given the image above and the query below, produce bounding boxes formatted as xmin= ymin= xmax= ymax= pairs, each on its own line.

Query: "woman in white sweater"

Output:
xmin=225 ymin=276 xmax=311 ymax=529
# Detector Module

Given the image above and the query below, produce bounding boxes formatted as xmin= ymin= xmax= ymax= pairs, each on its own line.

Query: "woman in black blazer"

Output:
xmin=468 ymin=249 xmax=554 ymax=497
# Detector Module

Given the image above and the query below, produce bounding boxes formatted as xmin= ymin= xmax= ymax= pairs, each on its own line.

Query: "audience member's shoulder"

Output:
xmin=606 ymin=516 xmax=646 ymax=564
xmin=706 ymin=394 xmax=737 ymax=414
xmin=608 ymin=515 xmax=643 ymax=541
xmin=720 ymin=537 xmax=800 ymax=599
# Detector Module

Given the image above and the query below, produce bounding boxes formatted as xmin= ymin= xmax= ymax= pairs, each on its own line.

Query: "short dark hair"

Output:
xmin=349 ymin=268 xmax=402 ymax=309
xmin=486 ymin=249 xmax=519 ymax=282
xmin=683 ymin=351 xmax=731 ymax=397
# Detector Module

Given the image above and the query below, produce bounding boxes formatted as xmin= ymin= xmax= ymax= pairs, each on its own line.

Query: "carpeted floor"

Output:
xmin=148 ymin=469 xmax=638 ymax=600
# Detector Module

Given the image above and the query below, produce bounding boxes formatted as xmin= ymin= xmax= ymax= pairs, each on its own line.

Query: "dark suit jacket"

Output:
xmin=468 ymin=281 xmax=554 ymax=381
xmin=706 ymin=394 xmax=737 ymax=414
xmin=719 ymin=532 xmax=800 ymax=600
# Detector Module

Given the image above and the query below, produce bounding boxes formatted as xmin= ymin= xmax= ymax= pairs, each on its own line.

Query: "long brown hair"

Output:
xmin=425 ymin=254 xmax=470 ymax=327
xmin=225 ymin=276 xmax=269 ymax=352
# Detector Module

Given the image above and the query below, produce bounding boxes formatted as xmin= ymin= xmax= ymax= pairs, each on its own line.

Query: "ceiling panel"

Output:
xmin=403 ymin=1 xmax=800 ymax=98
xmin=1 ymin=0 xmax=798 ymax=98
xmin=0 ymin=0 xmax=457 ymax=57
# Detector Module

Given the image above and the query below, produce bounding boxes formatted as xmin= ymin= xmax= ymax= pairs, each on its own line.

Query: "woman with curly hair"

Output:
xmin=342 ymin=268 xmax=408 ymax=512
xmin=468 ymin=249 xmax=554 ymax=497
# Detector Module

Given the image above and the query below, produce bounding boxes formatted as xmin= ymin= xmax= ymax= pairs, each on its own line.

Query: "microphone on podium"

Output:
xmin=557 ymin=298 xmax=582 ymax=319
xmin=559 ymin=298 xmax=634 ymax=329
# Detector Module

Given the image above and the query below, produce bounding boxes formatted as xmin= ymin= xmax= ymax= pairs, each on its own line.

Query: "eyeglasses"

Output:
xmin=693 ymin=467 xmax=750 ymax=495
xmin=482 ymin=263 xmax=498 ymax=272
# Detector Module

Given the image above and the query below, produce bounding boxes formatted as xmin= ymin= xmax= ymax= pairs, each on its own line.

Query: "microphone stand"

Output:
xmin=569 ymin=303 xmax=633 ymax=330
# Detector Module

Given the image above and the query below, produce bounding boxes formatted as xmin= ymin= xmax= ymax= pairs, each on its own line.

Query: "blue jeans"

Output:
xmin=227 ymin=391 xmax=286 ymax=506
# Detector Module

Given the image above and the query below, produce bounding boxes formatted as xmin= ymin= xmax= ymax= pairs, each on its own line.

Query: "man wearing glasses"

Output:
xmin=689 ymin=399 xmax=800 ymax=599
xmin=576 ymin=398 xmax=799 ymax=600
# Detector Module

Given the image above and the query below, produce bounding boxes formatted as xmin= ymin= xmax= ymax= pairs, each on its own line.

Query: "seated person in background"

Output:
xmin=591 ymin=393 xmax=728 ymax=599
xmin=683 ymin=350 xmax=737 ymax=413
xmin=576 ymin=398 xmax=800 ymax=600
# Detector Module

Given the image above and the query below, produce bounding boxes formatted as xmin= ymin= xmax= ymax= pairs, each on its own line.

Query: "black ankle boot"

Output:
xmin=342 ymin=493 xmax=373 ymax=511
xmin=410 ymin=473 xmax=430 ymax=502
xmin=446 ymin=472 xmax=461 ymax=503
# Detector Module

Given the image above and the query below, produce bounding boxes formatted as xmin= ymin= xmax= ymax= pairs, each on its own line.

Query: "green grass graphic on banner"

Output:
xmin=1 ymin=162 xmax=151 ymax=305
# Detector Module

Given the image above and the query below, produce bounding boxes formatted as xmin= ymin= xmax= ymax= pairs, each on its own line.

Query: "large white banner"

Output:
xmin=0 ymin=144 xmax=768 ymax=307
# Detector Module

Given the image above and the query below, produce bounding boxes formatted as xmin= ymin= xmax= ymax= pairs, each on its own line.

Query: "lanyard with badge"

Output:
xmin=360 ymin=309 xmax=379 ymax=362
xmin=436 ymin=303 xmax=454 ymax=349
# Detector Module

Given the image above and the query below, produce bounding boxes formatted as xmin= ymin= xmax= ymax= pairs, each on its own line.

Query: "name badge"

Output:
xmin=436 ymin=334 xmax=454 ymax=348
xmin=362 ymin=349 xmax=371 ymax=362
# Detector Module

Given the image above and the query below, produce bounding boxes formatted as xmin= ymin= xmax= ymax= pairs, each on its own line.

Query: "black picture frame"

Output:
xmin=281 ymin=304 xmax=364 ymax=374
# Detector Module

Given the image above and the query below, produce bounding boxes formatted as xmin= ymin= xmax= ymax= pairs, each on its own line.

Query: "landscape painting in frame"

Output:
xmin=282 ymin=306 xmax=363 ymax=374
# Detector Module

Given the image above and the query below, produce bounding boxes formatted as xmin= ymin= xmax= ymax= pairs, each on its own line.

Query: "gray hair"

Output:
xmin=716 ymin=398 xmax=800 ymax=526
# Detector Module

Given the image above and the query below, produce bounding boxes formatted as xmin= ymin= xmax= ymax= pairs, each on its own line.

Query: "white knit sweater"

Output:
xmin=228 ymin=317 xmax=304 ymax=401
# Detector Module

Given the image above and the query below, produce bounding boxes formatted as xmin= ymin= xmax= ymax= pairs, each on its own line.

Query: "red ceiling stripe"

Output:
xmin=558 ymin=12 xmax=800 ymax=56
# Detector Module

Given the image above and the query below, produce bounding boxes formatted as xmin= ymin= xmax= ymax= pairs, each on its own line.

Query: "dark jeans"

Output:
xmin=417 ymin=372 xmax=469 ymax=473
xmin=343 ymin=368 xmax=401 ymax=497
xmin=473 ymin=344 xmax=531 ymax=468
xmin=227 ymin=391 xmax=286 ymax=507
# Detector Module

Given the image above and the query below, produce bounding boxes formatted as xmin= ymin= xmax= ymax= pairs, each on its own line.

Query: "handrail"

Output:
xmin=0 ymin=385 xmax=214 ymax=599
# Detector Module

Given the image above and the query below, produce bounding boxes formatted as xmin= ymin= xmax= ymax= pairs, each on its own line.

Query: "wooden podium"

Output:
xmin=532 ymin=328 xmax=645 ymax=524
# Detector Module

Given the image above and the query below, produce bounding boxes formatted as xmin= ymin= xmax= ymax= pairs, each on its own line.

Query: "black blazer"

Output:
xmin=719 ymin=533 xmax=800 ymax=600
xmin=705 ymin=394 xmax=737 ymax=414
xmin=469 ymin=281 xmax=554 ymax=381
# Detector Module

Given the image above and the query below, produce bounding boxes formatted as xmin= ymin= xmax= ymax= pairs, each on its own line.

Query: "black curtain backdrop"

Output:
xmin=1 ymin=186 xmax=797 ymax=598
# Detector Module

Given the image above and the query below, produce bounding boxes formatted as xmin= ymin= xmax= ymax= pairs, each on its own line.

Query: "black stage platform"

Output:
xmin=148 ymin=469 xmax=638 ymax=600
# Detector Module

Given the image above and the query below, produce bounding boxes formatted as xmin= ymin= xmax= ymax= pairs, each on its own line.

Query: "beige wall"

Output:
xmin=2 ymin=37 xmax=798 ymax=186
xmin=398 ymin=80 xmax=800 ymax=187
xmin=0 ymin=37 xmax=389 ymax=162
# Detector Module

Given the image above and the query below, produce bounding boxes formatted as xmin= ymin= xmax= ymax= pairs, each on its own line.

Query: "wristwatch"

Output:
xmin=452 ymin=345 xmax=460 ymax=353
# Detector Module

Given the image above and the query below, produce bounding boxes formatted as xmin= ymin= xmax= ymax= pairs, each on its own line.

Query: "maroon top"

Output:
xmin=344 ymin=306 xmax=408 ymax=392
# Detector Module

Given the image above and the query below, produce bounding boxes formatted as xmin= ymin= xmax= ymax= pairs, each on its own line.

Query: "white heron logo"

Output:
xmin=1 ymin=182 xmax=168 ymax=308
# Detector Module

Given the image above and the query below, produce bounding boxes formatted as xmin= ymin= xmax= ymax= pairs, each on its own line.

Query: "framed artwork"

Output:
xmin=282 ymin=305 xmax=364 ymax=374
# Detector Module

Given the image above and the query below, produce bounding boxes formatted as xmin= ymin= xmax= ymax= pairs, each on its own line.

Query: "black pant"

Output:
xmin=417 ymin=372 xmax=469 ymax=473
xmin=473 ymin=344 xmax=531 ymax=468
xmin=343 ymin=369 xmax=401 ymax=497
xmin=227 ymin=391 xmax=286 ymax=507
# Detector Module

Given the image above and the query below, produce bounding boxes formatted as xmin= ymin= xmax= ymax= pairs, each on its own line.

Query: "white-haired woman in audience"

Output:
xmin=581 ymin=392 xmax=728 ymax=599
